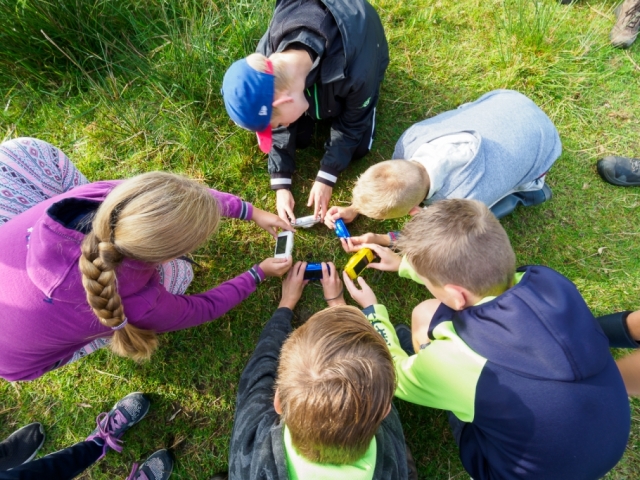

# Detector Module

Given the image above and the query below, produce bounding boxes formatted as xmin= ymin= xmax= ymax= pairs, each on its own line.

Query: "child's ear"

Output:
xmin=408 ymin=206 xmax=422 ymax=216
xmin=272 ymin=95 xmax=294 ymax=107
xmin=443 ymin=284 xmax=471 ymax=310
xmin=273 ymin=388 xmax=283 ymax=414
xmin=383 ymin=403 xmax=392 ymax=419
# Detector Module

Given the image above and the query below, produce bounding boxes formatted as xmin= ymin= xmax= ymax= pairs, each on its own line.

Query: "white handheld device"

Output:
xmin=274 ymin=231 xmax=294 ymax=258
xmin=293 ymin=215 xmax=321 ymax=228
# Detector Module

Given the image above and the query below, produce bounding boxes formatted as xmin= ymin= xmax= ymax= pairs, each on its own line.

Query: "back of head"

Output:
xmin=397 ymin=199 xmax=515 ymax=297
xmin=78 ymin=172 xmax=220 ymax=361
xmin=352 ymin=160 xmax=429 ymax=219
xmin=277 ymin=305 xmax=395 ymax=464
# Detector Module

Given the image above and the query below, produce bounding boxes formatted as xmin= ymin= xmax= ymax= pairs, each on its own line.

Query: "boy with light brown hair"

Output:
xmin=342 ymin=198 xmax=630 ymax=480
xmin=325 ymin=90 xmax=561 ymax=249
xmin=218 ymin=261 xmax=415 ymax=480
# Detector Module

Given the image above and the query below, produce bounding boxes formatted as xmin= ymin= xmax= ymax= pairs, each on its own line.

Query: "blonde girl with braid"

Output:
xmin=0 ymin=138 xmax=293 ymax=381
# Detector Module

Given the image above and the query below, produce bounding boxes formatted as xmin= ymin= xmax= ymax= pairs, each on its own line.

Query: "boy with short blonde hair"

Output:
xmin=223 ymin=261 xmax=413 ymax=480
xmin=342 ymin=199 xmax=630 ymax=480
xmin=326 ymin=90 xmax=561 ymax=243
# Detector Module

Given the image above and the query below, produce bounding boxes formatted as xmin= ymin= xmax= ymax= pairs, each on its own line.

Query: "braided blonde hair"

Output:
xmin=79 ymin=172 xmax=221 ymax=361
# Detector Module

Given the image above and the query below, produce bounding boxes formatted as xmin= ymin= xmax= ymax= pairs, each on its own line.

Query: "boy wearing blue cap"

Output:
xmin=222 ymin=0 xmax=389 ymax=224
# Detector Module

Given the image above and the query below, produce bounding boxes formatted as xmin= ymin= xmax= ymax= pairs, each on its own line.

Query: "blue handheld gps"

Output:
xmin=334 ymin=219 xmax=351 ymax=238
xmin=304 ymin=263 xmax=330 ymax=280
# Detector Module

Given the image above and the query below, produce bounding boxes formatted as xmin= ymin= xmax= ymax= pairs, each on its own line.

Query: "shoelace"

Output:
xmin=93 ymin=412 xmax=124 ymax=459
xmin=126 ymin=462 xmax=140 ymax=480
xmin=623 ymin=0 xmax=640 ymax=29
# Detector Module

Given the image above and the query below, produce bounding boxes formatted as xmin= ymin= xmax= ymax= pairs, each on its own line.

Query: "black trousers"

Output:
xmin=0 ymin=441 xmax=102 ymax=480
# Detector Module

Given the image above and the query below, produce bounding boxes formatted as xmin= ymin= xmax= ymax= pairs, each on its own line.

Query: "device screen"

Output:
xmin=276 ymin=235 xmax=288 ymax=255
xmin=353 ymin=256 xmax=370 ymax=276
xmin=304 ymin=268 xmax=323 ymax=280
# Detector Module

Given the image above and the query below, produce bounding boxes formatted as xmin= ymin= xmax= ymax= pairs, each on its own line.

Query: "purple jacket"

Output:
xmin=0 ymin=181 xmax=264 ymax=381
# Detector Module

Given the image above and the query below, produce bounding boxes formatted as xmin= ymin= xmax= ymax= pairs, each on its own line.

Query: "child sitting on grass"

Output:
xmin=342 ymin=199 xmax=630 ymax=480
xmin=325 ymin=90 xmax=561 ymax=250
xmin=216 ymin=261 xmax=416 ymax=480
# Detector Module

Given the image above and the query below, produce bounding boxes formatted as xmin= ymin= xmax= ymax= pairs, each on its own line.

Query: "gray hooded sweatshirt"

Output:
xmin=393 ymin=89 xmax=561 ymax=207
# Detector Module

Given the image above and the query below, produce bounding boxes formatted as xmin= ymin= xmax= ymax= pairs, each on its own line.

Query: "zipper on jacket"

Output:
xmin=313 ymin=84 xmax=320 ymax=119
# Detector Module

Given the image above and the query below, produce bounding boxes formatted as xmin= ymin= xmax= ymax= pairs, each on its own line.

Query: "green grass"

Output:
xmin=1 ymin=0 xmax=640 ymax=478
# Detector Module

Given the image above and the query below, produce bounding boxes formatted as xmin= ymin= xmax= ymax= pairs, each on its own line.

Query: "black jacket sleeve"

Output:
xmin=317 ymin=81 xmax=380 ymax=185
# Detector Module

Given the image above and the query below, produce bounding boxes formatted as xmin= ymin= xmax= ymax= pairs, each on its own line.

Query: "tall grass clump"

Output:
xmin=0 ymin=0 xmax=270 ymax=99
xmin=495 ymin=0 xmax=568 ymax=62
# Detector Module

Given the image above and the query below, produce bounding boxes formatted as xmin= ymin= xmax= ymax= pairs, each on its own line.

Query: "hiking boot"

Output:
xmin=127 ymin=449 xmax=173 ymax=480
xmin=610 ymin=0 xmax=640 ymax=48
xmin=597 ymin=156 xmax=640 ymax=186
xmin=395 ymin=324 xmax=416 ymax=356
xmin=0 ymin=423 xmax=45 ymax=471
xmin=86 ymin=392 xmax=151 ymax=459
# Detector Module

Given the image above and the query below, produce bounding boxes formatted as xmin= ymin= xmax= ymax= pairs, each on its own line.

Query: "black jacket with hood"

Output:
xmin=256 ymin=0 xmax=389 ymax=190
xmin=228 ymin=307 xmax=409 ymax=480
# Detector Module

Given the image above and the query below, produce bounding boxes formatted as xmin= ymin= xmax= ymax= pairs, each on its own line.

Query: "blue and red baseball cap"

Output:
xmin=222 ymin=58 xmax=275 ymax=153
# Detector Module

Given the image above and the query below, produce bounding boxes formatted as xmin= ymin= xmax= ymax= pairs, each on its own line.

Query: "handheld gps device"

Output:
xmin=304 ymin=262 xmax=330 ymax=280
xmin=334 ymin=219 xmax=351 ymax=238
xmin=344 ymin=248 xmax=377 ymax=280
xmin=293 ymin=215 xmax=322 ymax=228
xmin=274 ymin=231 xmax=294 ymax=258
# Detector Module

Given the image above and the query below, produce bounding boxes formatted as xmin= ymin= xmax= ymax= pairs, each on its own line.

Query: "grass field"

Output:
xmin=1 ymin=0 xmax=640 ymax=478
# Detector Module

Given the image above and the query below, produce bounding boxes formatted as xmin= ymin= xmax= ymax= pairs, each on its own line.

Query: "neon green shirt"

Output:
xmin=364 ymin=258 xmax=524 ymax=422
xmin=283 ymin=425 xmax=377 ymax=480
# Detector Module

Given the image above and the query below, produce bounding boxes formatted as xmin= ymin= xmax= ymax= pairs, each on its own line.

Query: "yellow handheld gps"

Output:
xmin=344 ymin=248 xmax=377 ymax=280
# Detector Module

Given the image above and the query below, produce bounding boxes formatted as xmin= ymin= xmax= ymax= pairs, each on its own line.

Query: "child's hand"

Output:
xmin=360 ymin=243 xmax=402 ymax=272
xmin=259 ymin=256 xmax=293 ymax=277
xmin=276 ymin=189 xmax=296 ymax=224
xmin=340 ymin=233 xmax=390 ymax=253
xmin=324 ymin=205 xmax=358 ymax=229
xmin=342 ymin=272 xmax=378 ymax=309
xmin=308 ymin=181 xmax=332 ymax=221
xmin=252 ymin=207 xmax=295 ymax=238
xmin=320 ymin=262 xmax=346 ymax=307
xmin=278 ymin=261 xmax=308 ymax=310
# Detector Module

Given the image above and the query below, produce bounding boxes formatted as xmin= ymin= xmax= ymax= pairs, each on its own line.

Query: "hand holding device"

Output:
xmin=324 ymin=205 xmax=358 ymax=229
xmin=360 ymin=243 xmax=402 ymax=272
xmin=252 ymin=207 xmax=295 ymax=238
xmin=279 ymin=261 xmax=308 ymax=310
xmin=344 ymin=248 xmax=378 ymax=280
xmin=343 ymin=272 xmax=378 ymax=309
xmin=303 ymin=262 xmax=330 ymax=280
xmin=259 ymin=257 xmax=293 ymax=277
xmin=320 ymin=262 xmax=346 ymax=307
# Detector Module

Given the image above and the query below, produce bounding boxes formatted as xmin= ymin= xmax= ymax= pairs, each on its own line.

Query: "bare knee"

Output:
xmin=411 ymin=299 xmax=441 ymax=352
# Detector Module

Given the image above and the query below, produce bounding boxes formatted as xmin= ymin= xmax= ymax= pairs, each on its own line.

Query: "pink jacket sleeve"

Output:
xmin=210 ymin=189 xmax=253 ymax=221
xmin=124 ymin=265 xmax=266 ymax=333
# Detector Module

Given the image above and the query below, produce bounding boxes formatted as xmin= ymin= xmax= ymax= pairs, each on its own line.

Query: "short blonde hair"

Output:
xmin=79 ymin=172 xmax=220 ymax=361
xmin=276 ymin=306 xmax=395 ymax=464
xmin=397 ymin=199 xmax=515 ymax=296
xmin=351 ymin=160 xmax=429 ymax=219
